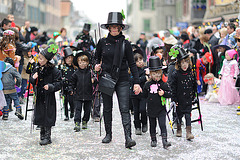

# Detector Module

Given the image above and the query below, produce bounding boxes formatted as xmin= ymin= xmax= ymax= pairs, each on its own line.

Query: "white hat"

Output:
xmin=164 ymin=35 xmax=178 ymax=45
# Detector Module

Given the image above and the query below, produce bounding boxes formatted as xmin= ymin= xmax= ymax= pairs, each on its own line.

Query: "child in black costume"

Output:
xmin=30 ymin=44 xmax=62 ymax=145
xmin=59 ymin=47 xmax=76 ymax=121
xmin=131 ymin=52 xmax=148 ymax=135
xmin=70 ymin=51 xmax=95 ymax=132
xmin=171 ymin=48 xmax=196 ymax=140
xmin=143 ymin=56 xmax=172 ymax=148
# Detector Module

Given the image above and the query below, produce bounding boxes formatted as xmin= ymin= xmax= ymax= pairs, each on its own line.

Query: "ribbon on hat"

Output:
xmin=48 ymin=44 xmax=59 ymax=54
xmin=121 ymin=9 xmax=125 ymax=21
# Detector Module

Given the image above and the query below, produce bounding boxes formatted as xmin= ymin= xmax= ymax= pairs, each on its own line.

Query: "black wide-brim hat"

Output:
xmin=101 ymin=12 xmax=129 ymax=30
xmin=148 ymin=56 xmax=164 ymax=71
xmin=73 ymin=50 xmax=92 ymax=66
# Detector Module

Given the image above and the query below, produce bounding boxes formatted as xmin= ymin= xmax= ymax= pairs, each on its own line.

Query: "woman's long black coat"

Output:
xmin=30 ymin=65 xmax=62 ymax=127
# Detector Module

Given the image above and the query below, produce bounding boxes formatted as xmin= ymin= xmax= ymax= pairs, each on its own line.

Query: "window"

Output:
xmin=166 ymin=16 xmax=173 ymax=29
xmin=144 ymin=19 xmax=151 ymax=32
xmin=140 ymin=0 xmax=155 ymax=10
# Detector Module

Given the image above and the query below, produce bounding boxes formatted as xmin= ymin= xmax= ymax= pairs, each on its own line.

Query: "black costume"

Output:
xmin=95 ymin=12 xmax=139 ymax=148
xmin=30 ymin=45 xmax=62 ymax=146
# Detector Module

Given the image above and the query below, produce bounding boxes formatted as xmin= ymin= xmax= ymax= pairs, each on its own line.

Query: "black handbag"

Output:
xmin=98 ymin=72 xmax=117 ymax=96
xmin=98 ymin=41 xmax=125 ymax=96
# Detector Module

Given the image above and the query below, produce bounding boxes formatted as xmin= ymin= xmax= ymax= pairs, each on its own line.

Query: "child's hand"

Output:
xmin=95 ymin=64 xmax=101 ymax=72
xmin=197 ymin=80 xmax=201 ymax=85
xmin=91 ymin=78 xmax=94 ymax=83
xmin=219 ymin=75 xmax=222 ymax=79
xmin=70 ymin=91 xmax=73 ymax=95
xmin=215 ymin=88 xmax=219 ymax=93
xmin=43 ymin=85 xmax=49 ymax=90
xmin=233 ymin=79 xmax=236 ymax=83
xmin=33 ymin=72 xmax=38 ymax=79
xmin=158 ymin=89 xmax=164 ymax=96
xmin=145 ymin=68 xmax=150 ymax=75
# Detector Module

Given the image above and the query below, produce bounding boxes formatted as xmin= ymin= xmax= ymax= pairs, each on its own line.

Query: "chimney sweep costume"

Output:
xmin=30 ymin=44 xmax=62 ymax=145
xmin=95 ymin=12 xmax=140 ymax=148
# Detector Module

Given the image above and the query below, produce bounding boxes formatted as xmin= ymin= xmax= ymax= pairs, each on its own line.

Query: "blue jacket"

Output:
xmin=2 ymin=63 xmax=22 ymax=93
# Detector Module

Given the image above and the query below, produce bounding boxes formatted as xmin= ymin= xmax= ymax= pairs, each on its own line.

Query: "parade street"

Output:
xmin=1 ymin=92 xmax=240 ymax=160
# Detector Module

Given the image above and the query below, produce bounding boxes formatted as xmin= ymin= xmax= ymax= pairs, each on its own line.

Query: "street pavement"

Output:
xmin=1 ymin=92 xmax=240 ymax=160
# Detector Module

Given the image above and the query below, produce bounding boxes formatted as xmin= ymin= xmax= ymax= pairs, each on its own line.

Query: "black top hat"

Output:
xmin=176 ymin=48 xmax=189 ymax=61
xmin=101 ymin=12 xmax=129 ymax=30
xmin=83 ymin=23 xmax=91 ymax=32
xmin=73 ymin=51 xmax=91 ymax=67
xmin=63 ymin=47 xmax=73 ymax=58
xmin=148 ymin=56 xmax=163 ymax=71
xmin=40 ymin=44 xmax=59 ymax=61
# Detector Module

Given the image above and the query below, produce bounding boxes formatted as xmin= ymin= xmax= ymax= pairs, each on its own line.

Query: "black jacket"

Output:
xmin=167 ymin=61 xmax=176 ymax=87
xmin=30 ymin=65 xmax=62 ymax=127
xmin=70 ymin=68 xmax=94 ymax=101
xmin=171 ymin=68 xmax=196 ymax=113
xmin=143 ymin=79 xmax=171 ymax=117
xmin=59 ymin=64 xmax=76 ymax=95
xmin=95 ymin=34 xmax=140 ymax=84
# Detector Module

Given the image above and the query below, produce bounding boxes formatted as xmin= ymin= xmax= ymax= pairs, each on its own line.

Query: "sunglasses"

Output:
xmin=237 ymin=39 xmax=240 ymax=42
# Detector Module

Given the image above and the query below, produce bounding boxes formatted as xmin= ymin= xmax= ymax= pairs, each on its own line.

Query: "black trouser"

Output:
xmin=149 ymin=112 xmax=167 ymax=140
xmin=74 ymin=100 xmax=92 ymax=123
xmin=64 ymin=93 xmax=74 ymax=118
xmin=132 ymin=97 xmax=147 ymax=129
xmin=177 ymin=107 xmax=191 ymax=126
xmin=92 ymin=91 xmax=101 ymax=118
xmin=101 ymin=81 xmax=132 ymax=138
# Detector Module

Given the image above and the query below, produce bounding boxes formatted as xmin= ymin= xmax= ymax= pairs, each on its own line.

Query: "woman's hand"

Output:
xmin=33 ymin=72 xmax=38 ymax=79
xmin=133 ymin=84 xmax=142 ymax=95
xmin=95 ymin=64 xmax=101 ymax=72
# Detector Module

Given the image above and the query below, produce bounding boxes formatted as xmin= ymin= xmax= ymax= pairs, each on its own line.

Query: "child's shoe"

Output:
xmin=135 ymin=128 xmax=142 ymax=135
xmin=82 ymin=121 xmax=87 ymax=129
xmin=186 ymin=126 xmax=194 ymax=140
xmin=74 ymin=122 xmax=80 ymax=132
xmin=2 ymin=110 xmax=9 ymax=120
xmin=64 ymin=117 xmax=69 ymax=121
xmin=70 ymin=112 xmax=74 ymax=119
xmin=162 ymin=133 xmax=171 ymax=149
xmin=142 ymin=124 xmax=148 ymax=133
xmin=15 ymin=106 xmax=24 ymax=120
xmin=151 ymin=140 xmax=157 ymax=147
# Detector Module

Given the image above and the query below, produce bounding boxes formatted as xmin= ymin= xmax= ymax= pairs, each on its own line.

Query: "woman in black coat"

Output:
xmin=30 ymin=44 xmax=62 ymax=145
xmin=94 ymin=12 xmax=141 ymax=149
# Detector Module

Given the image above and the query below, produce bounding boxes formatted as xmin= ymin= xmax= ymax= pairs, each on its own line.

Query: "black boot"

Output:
xmin=162 ymin=133 xmax=171 ymax=149
xmin=40 ymin=126 xmax=45 ymax=141
xmin=151 ymin=136 xmax=157 ymax=147
xmin=102 ymin=123 xmax=112 ymax=143
xmin=124 ymin=124 xmax=136 ymax=148
xmin=40 ymin=127 xmax=52 ymax=145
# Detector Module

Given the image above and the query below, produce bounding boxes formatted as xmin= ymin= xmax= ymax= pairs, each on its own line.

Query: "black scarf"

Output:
xmin=106 ymin=32 xmax=125 ymax=79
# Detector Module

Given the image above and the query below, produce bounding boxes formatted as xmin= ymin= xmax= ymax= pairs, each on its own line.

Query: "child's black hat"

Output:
xmin=73 ymin=50 xmax=91 ymax=66
xmin=149 ymin=56 xmax=164 ymax=71
xmin=63 ymin=47 xmax=73 ymax=58
xmin=40 ymin=44 xmax=58 ymax=61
